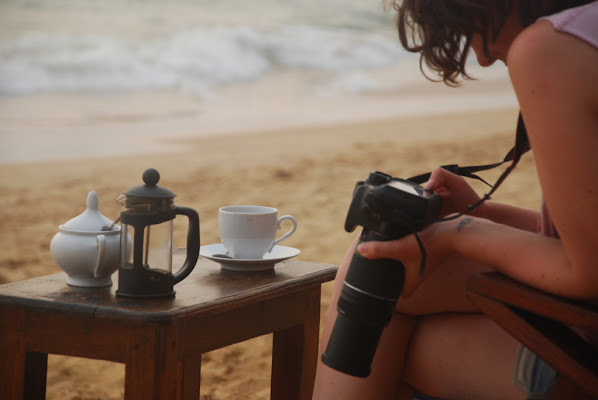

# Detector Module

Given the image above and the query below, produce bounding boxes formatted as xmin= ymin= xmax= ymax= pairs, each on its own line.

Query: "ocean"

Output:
xmin=0 ymin=0 xmax=405 ymax=96
xmin=0 ymin=0 xmax=516 ymax=164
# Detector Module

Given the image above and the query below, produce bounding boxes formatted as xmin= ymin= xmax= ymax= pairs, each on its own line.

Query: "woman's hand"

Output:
xmin=425 ymin=167 xmax=488 ymax=219
xmin=356 ymin=215 xmax=471 ymax=297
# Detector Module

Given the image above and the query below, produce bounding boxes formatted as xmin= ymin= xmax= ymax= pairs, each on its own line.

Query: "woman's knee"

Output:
xmin=396 ymin=255 xmax=492 ymax=315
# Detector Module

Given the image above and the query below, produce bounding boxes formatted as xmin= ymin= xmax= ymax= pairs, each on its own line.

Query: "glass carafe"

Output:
xmin=116 ymin=168 xmax=200 ymax=298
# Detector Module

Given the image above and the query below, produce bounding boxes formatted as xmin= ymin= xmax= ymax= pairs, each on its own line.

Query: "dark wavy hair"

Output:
xmin=388 ymin=0 xmax=592 ymax=85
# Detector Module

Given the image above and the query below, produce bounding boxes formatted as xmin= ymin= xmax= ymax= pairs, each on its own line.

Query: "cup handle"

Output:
xmin=94 ymin=234 xmax=106 ymax=278
xmin=270 ymin=215 xmax=297 ymax=251
xmin=173 ymin=206 xmax=200 ymax=284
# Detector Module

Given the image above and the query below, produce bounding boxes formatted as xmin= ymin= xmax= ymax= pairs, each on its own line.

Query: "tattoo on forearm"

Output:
xmin=457 ymin=217 xmax=473 ymax=232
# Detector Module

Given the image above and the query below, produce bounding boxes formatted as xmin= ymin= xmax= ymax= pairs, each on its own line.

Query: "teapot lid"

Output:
xmin=62 ymin=191 xmax=115 ymax=231
xmin=123 ymin=168 xmax=176 ymax=199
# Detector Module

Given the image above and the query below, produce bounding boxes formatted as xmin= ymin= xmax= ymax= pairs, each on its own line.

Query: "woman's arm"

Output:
xmin=507 ymin=20 xmax=598 ymax=298
xmin=482 ymin=201 xmax=539 ymax=232
xmin=358 ymin=211 xmax=593 ymax=300
xmin=359 ymin=20 xmax=598 ymax=301
xmin=423 ymin=167 xmax=540 ymax=231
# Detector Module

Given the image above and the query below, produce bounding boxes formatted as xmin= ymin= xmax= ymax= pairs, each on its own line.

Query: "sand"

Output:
xmin=0 ymin=107 xmax=543 ymax=399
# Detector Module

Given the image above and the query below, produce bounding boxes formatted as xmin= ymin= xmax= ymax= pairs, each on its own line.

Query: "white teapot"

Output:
xmin=50 ymin=191 xmax=121 ymax=287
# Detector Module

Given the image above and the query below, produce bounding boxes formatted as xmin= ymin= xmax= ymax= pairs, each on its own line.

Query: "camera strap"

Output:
xmin=408 ymin=112 xmax=530 ymax=191
xmin=408 ymin=112 xmax=530 ymax=275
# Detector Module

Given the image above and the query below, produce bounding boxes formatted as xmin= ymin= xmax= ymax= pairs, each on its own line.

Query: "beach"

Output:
xmin=0 ymin=106 xmax=543 ymax=399
xmin=0 ymin=1 xmax=545 ymax=398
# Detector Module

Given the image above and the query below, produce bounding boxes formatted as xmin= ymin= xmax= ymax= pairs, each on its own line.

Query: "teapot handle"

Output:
xmin=94 ymin=234 xmax=106 ymax=278
xmin=173 ymin=206 xmax=200 ymax=284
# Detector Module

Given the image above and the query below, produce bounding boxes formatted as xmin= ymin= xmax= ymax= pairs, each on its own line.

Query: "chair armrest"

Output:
xmin=466 ymin=272 xmax=598 ymax=399
xmin=467 ymin=272 xmax=598 ymax=331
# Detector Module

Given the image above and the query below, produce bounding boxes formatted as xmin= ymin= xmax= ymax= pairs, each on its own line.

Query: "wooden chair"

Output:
xmin=466 ymin=272 xmax=598 ymax=399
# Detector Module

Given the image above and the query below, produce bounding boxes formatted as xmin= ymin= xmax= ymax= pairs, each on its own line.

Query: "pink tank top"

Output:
xmin=540 ymin=1 xmax=598 ymax=49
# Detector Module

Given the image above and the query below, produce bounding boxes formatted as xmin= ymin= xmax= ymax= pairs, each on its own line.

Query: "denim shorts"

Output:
xmin=412 ymin=345 xmax=559 ymax=400
xmin=512 ymin=345 xmax=558 ymax=399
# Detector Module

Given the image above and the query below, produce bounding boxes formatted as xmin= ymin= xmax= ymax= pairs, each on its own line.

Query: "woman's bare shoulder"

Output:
xmin=507 ymin=20 xmax=598 ymax=105
xmin=506 ymin=20 xmax=598 ymax=298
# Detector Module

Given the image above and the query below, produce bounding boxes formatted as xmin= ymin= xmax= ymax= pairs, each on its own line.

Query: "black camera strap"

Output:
xmin=408 ymin=112 xmax=530 ymax=275
xmin=408 ymin=112 xmax=530 ymax=191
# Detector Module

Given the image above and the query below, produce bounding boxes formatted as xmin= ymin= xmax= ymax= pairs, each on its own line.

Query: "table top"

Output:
xmin=0 ymin=250 xmax=337 ymax=322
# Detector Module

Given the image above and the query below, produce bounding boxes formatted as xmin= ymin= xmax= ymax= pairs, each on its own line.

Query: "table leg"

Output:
xmin=25 ymin=352 xmax=48 ymax=400
xmin=271 ymin=287 xmax=321 ymax=400
xmin=124 ymin=325 xmax=177 ymax=400
xmin=125 ymin=324 xmax=201 ymax=400
xmin=182 ymin=355 xmax=202 ymax=400
xmin=0 ymin=308 xmax=29 ymax=400
xmin=124 ymin=326 xmax=156 ymax=400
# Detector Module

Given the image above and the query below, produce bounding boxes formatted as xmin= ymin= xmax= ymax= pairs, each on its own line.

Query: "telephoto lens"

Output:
xmin=321 ymin=171 xmax=441 ymax=378
xmin=321 ymin=228 xmax=406 ymax=377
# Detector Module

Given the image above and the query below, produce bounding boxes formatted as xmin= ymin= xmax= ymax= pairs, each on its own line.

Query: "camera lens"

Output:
xmin=325 ymin=171 xmax=441 ymax=378
xmin=321 ymin=312 xmax=384 ymax=377
xmin=322 ymin=235 xmax=405 ymax=377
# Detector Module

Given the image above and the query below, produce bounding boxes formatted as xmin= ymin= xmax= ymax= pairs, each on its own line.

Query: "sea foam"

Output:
xmin=0 ymin=25 xmax=406 ymax=96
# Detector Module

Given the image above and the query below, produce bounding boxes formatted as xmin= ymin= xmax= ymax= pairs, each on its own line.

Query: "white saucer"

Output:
xmin=200 ymin=244 xmax=301 ymax=271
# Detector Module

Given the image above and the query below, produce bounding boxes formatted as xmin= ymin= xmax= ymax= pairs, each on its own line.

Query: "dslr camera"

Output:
xmin=321 ymin=171 xmax=442 ymax=377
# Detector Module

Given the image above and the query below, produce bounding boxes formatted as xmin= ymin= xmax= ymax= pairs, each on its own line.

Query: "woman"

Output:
xmin=313 ymin=1 xmax=598 ymax=399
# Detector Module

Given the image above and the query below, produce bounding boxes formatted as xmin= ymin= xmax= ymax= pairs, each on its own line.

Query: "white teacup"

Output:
xmin=219 ymin=205 xmax=297 ymax=259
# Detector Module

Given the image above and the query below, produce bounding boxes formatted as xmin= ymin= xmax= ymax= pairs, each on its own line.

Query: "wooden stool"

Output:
xmin=0 ymin=251 xmax=337 ymax=400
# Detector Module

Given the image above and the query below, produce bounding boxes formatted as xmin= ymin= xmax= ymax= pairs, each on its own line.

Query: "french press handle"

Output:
xmin=173 ymin=206 xmax=200 ymax=284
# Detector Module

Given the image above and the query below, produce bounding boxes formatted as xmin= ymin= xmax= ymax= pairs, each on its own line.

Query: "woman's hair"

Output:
xmin=389 ymin=0 xmax=592 ymax=85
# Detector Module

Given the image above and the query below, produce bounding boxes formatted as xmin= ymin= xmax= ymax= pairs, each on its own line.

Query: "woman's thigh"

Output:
xmin=331 ymin=237 xmax=493 ymax=316
xmin=403 ymin=313 xmax=526 ymax=400
xmin=397 ymin=254 xmax=494 ymax=315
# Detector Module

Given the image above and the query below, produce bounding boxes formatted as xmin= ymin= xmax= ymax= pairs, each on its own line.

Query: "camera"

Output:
xmin=321 ymin=171 xmax=442 ymax=377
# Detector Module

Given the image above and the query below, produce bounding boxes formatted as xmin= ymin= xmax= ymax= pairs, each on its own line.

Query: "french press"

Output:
xmin=116 ymin=168 xmax=200 ymax=298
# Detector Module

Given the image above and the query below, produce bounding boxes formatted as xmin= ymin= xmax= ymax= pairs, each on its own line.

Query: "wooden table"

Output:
xmin=0 ymin=251 xmax=337 ymax=400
